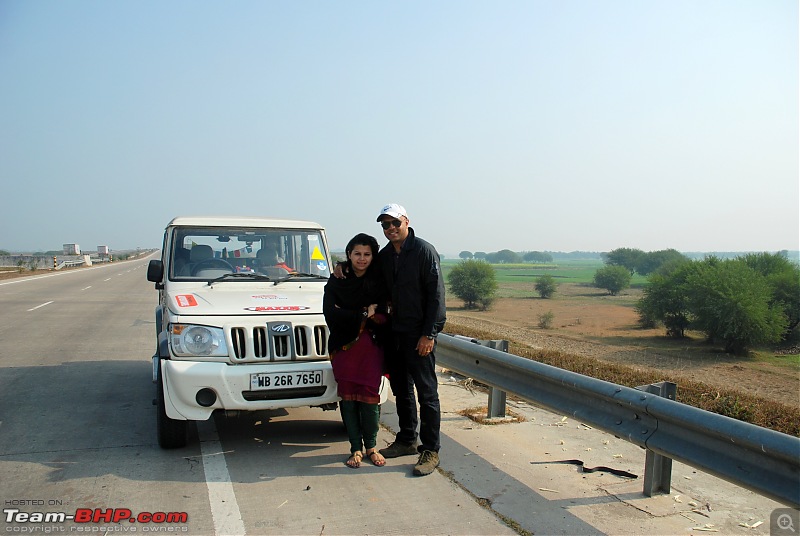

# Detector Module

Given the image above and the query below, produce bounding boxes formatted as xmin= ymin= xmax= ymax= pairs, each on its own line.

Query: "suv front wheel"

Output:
xmin=156 ymin=362 xmax=188 ymax=449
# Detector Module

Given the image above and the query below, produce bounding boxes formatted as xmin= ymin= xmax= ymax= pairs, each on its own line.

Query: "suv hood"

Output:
xmin=166 ymin=285 xmax=322 ymax=316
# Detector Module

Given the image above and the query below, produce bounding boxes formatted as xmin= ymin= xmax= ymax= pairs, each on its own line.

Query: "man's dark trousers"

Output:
xmin=386 ymin=333 xmax=441 ymax=452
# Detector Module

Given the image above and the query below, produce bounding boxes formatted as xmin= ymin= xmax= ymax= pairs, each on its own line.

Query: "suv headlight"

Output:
xmin=170 ymin=324 xmax=228 ymax=357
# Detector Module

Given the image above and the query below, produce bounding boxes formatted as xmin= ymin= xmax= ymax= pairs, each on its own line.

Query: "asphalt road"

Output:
xmin=1 ymin=257 xmax=789 ymax=536
xmin=0 ymin=257 xmax=514 ymax=536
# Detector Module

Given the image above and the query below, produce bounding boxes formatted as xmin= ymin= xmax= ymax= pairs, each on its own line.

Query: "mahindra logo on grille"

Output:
xmin=271 ymin=324 xmax=290 ymax=333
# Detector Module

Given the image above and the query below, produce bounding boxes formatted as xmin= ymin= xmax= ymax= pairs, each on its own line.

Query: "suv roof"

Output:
xmin=167 ymin=216 xmax=324 ymax=229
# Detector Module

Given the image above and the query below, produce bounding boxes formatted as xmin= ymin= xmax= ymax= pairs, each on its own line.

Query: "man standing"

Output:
xmin=375 ymin=203 xmax=446 ymax=476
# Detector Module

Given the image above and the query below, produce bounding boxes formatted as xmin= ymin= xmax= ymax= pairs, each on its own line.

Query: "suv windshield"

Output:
xmin=168 ymin=226 xmax=331 ymax=281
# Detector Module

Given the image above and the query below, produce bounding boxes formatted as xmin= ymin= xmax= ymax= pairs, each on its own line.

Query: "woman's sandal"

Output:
xmin=365 ymin=449 xmax=386 ymax=467
xmin=345 ymin=451 xmax=363 ymax=469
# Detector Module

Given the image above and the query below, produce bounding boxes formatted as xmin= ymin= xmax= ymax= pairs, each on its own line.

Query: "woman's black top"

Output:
xmin=323 ymin=264 xmax=389 ymax=352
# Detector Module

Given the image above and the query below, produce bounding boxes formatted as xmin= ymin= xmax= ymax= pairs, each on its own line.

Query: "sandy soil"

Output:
xmin=444 ymin=284 xmax=799 ymax=409
xmin=0 ymin=268 xmax=65 ymax=280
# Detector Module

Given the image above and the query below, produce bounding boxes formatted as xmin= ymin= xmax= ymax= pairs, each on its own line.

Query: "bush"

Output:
xmin=538 ymin=311 xmax=554 ymax=329
xmin=592 ymin=265 xmax=631 ymax=295
xmin=638 ymin=254 xmax=798 ymax=353
xmin=534 ymin=274 xmax=558 ymax=298
xmin=687 ymin=259 xmax=787 ymax=354
xmin=447 ymin=259 xmax=498 ymax=310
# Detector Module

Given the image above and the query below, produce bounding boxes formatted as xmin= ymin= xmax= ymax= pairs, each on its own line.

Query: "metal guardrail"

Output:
xmin=436 ymin=334 xmax=800 ymax=508
xmin=56 ymin=259 xmax=87 ymax=270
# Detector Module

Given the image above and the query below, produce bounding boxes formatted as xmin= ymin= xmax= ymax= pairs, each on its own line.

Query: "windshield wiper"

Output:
xmin=207 ymin=273 xmax=272 ymax=286
xmin=272 ymin=272 xmax=328 ymax=285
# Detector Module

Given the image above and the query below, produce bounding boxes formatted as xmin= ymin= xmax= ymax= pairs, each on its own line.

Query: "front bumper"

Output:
xmin=160 ymin=359 xmax=339 ymax=421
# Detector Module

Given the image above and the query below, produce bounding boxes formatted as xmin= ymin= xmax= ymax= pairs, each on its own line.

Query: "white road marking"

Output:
xmin=81 ymin=286 xmax=92 ymax=291
xmin=27 ymin=301 xmax=54 ymax=311
xmin=197 ymin=420 xmax=246 ymax=536
xmin=104 ymin=278 xmax=112 ymax=282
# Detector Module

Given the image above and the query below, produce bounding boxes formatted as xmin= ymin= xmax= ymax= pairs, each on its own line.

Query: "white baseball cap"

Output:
xmin=376 ymin=203 xmax=407 ymax=221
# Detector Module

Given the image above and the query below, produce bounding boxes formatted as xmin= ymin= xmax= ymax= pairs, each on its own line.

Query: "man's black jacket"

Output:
xmin=378 ymin=227 xmax=446 ymax=338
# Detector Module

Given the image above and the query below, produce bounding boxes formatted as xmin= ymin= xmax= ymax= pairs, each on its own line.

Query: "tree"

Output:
xmin=534 ymin=274 xmax=558 ymax=298
xmin=740 ymin=252 xmax=800 ymax=338
xmin=636 ymin=249 xmax=688 ymax=276
xmin=636 ymin=263 xmax=694 ymax=337
xmin=687 ymin=259 xmax=787 ymax=354
xmin=474 ymin=251 xmax=487 ymax=260
xmin=459 ymin=251 xmax=473 ymax=260
xmin=592 ymin=265 xmax=631 ymax=295
xmin=768 ymin=266 xmax=800 ymax=337
xmin=488 ymin=249 xmax=521 ymax=264
xmin=604 ymin=248 xmax=645 ymax=275
xmin=523 ymin=251 xmax=553 ymax=263
xmin=447 ymin=259 xmax=498 ymax=310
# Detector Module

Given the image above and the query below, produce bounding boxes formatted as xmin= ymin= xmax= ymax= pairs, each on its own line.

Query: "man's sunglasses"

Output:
xmin=380 ymin=219 xmax=403 ymax=230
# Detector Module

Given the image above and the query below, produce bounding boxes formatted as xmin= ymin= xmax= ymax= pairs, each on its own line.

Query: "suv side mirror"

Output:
xmin=147 ymin=260 xmax=164 ymax=289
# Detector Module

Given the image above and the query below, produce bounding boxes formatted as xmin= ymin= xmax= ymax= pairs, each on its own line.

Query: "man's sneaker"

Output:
xmin=379 ymin=440 xmax=419 ymax=459
xmin=413 ymin=450 xmax=440 ymax=476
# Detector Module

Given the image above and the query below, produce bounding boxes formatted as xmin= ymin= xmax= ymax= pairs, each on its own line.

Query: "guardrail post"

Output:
xmin=485 ymin=340 xmax=509 ymax=418
xmin=637 ymin=381 xmax=677 ymax=497
xmin=450 ymin=336 xmax=510 ymax=418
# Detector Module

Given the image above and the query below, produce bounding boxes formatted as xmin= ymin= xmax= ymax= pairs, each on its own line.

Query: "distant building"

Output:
xmin=63 ymin=243 xmax=81 ymax=255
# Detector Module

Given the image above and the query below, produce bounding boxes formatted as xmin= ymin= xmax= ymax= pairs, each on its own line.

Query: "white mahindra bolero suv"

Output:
xmin=146 ymin=216 xmax=340 ymax=448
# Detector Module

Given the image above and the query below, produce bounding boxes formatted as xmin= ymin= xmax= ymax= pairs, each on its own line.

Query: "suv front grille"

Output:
xmin=229 ymin=322 xmax=329 ymax=362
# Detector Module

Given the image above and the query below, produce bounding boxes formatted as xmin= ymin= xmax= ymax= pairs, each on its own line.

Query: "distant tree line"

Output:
xmin=602 ymin=247 xmax=688 ymax=276
xmin=459 ymin=250 xmax=554 ymax=263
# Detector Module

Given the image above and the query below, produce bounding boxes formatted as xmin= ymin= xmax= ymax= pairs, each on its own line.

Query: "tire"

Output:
xmin=156 ymin=363 xmax=187 ymax=449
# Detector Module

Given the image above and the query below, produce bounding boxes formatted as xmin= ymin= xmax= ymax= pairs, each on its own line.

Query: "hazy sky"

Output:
xmin=1 ymin=1 xmax=797 ymax=256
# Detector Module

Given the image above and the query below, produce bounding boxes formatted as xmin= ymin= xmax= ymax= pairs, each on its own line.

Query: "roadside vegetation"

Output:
xmin=447 ymin=259 xmax=498 ymax=310
xmin=444 ymin=249 xmax=800 ymax=355
xmin=635 ymin=252 xmax=799 ymax=354
xmin=441 ymin=250 xmax=800 ymax=435
xmin=445 ymin=321 xmax=800 ymax=437
xmin=534 ymin=274 xmax=557 ymax=298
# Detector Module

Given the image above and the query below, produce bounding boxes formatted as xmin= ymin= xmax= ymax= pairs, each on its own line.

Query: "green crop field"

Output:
xmin=441 ymin=259 xmax=648 ymax=287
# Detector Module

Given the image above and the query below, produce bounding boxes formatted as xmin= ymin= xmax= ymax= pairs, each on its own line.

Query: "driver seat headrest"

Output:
xmin=190 ymin=245 xmax=213 ymax=262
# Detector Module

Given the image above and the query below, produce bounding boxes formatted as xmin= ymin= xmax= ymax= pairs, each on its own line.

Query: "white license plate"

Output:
xmin=250 ymin=371 xmax=323 ymax=390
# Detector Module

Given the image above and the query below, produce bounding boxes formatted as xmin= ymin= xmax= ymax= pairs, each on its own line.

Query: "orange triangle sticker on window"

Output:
xmin=311 ymin=246 xmax=325 ymax=260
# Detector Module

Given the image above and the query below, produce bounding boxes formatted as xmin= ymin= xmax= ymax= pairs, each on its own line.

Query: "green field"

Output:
xmin=441 ymin=259 xmax=648 ymax=287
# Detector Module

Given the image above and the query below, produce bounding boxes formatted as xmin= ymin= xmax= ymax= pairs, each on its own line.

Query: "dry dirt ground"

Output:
xmin=444 ymin=283 xmax=800 ymax=410
xmin=0 ymin=268 xmax=76 ymax=280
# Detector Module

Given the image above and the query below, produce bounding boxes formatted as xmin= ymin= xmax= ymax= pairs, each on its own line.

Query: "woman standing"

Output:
xmin=323 ymin=233 xmax=389 ymax=468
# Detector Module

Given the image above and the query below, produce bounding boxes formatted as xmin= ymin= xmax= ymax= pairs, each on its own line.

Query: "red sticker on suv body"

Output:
xmin=175 ymin=295 xmax=198 ymax=307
